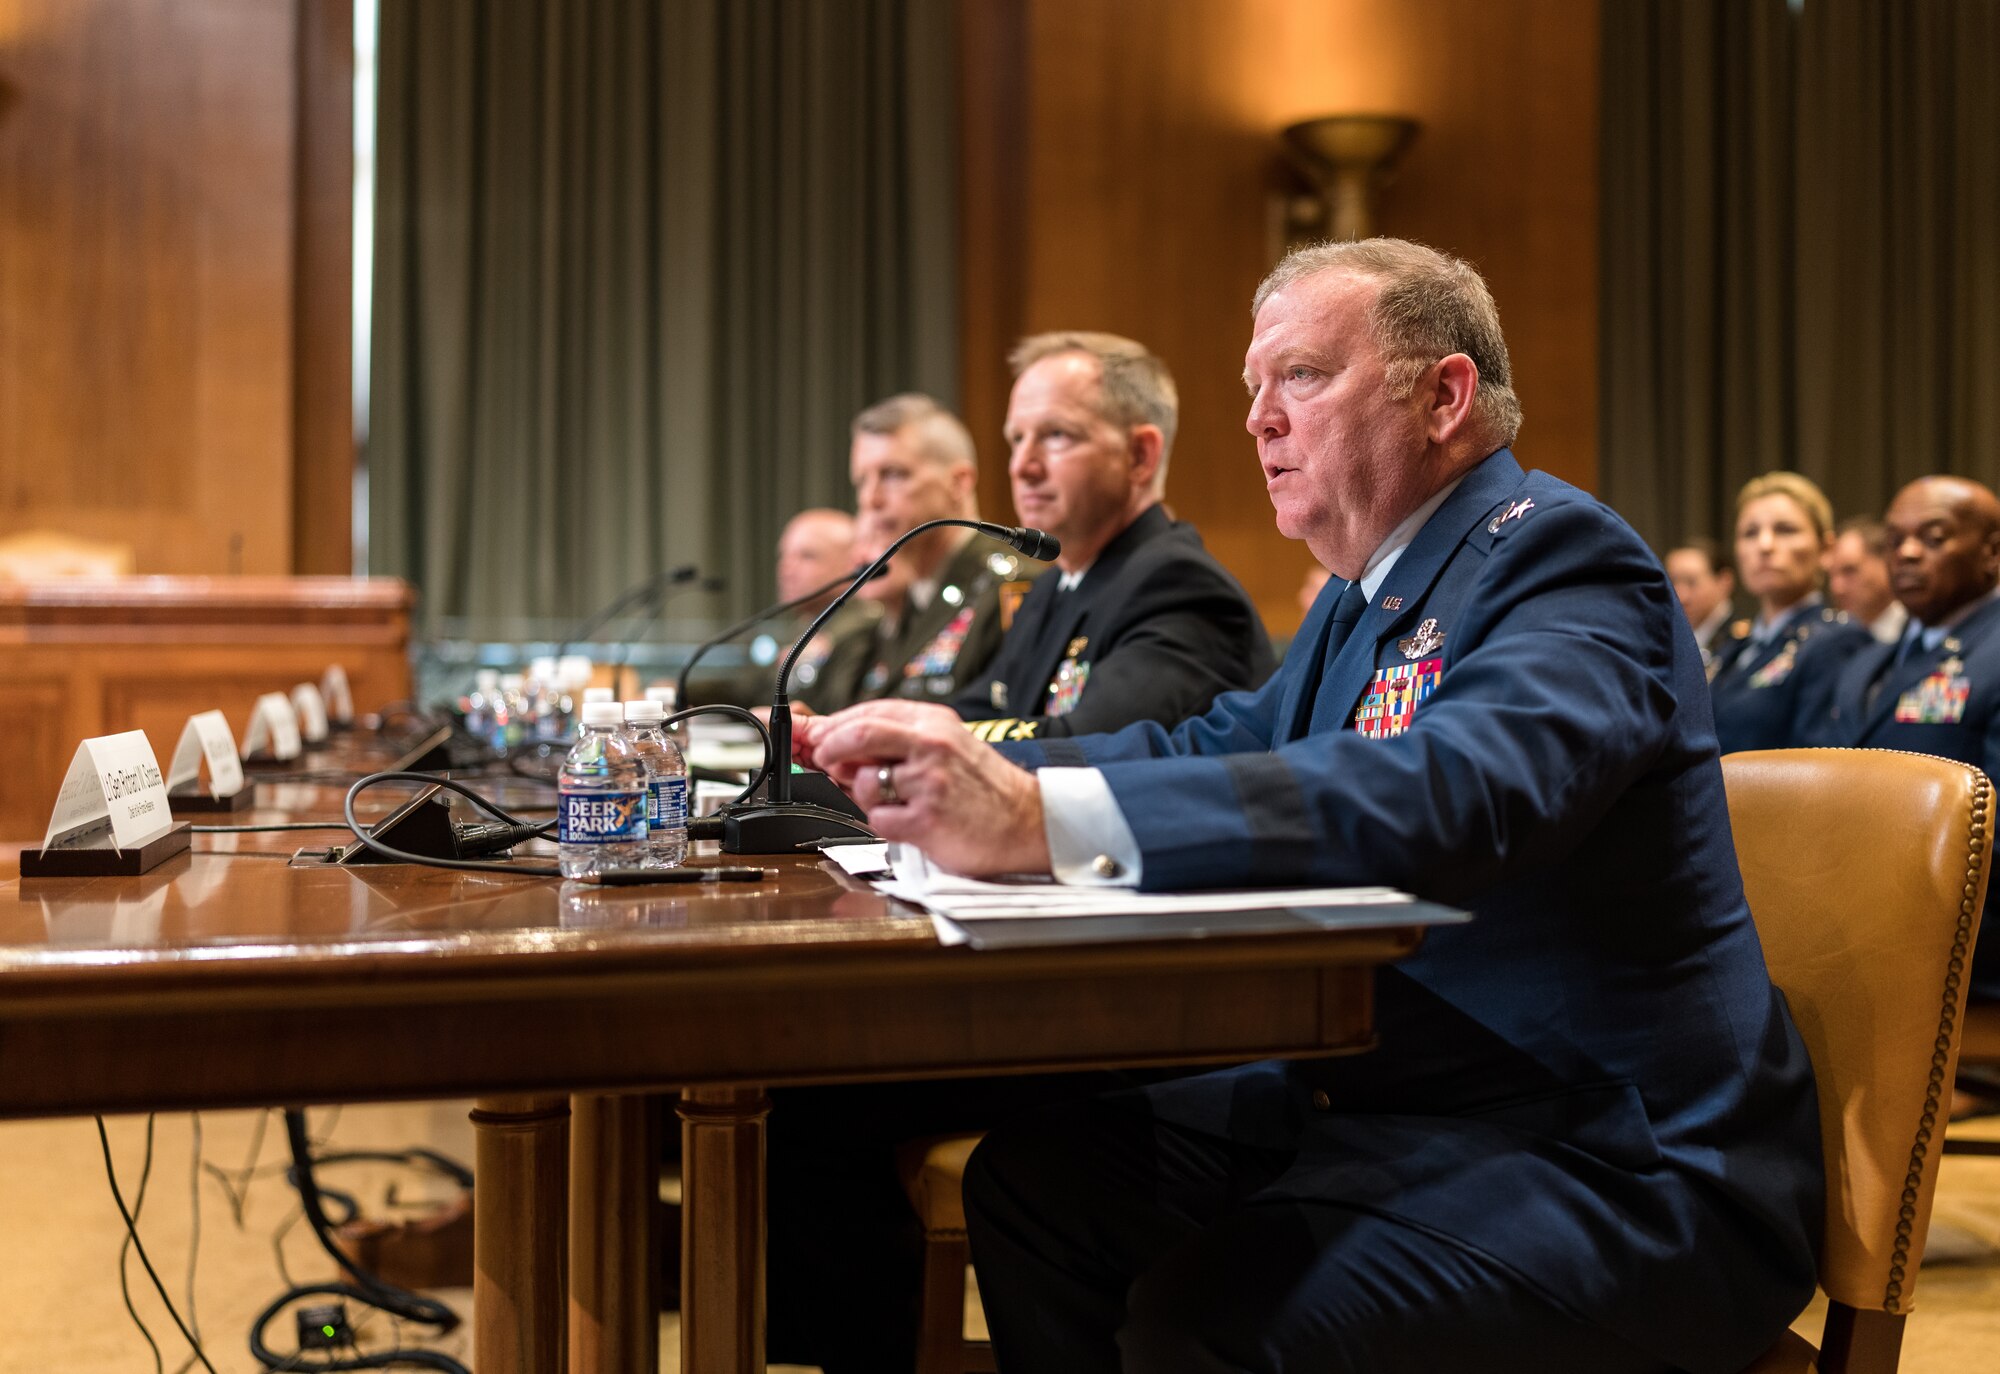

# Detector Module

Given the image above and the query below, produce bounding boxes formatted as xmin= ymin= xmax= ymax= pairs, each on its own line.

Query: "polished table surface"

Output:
xmin=0 ymin=766 xmax=1435 ymax=1372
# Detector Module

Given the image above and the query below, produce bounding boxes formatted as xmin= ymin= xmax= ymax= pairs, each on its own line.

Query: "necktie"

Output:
xmin=1289 ymin=580 xmax=1369 ymax=740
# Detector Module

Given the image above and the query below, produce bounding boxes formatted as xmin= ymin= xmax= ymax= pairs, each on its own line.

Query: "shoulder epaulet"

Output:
xmin=1483 ymin=496 xmax=1537 ymax=537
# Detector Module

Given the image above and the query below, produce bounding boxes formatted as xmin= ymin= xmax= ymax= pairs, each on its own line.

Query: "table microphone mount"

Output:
xmin=717 ymin=519 xmax=1060 ymax=855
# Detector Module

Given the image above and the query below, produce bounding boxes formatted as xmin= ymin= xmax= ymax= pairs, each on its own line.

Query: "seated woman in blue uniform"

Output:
xmin=1708 ymin=471 xmax=1871 ymax=753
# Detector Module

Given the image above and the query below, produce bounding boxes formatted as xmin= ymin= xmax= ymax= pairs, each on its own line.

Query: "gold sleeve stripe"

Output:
xmin=965 ymin=718 xmax=1040 ymax=742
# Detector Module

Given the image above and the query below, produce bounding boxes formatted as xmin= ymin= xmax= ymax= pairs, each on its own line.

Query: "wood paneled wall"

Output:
xmin=960 ymin=0 xmax=1600 ymax=634
xmin=0 ymin=0 xmax=353 ymax=577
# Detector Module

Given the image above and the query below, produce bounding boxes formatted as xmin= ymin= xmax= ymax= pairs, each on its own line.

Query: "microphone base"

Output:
xmin=718 ymin=801 xmax=876 ymax=854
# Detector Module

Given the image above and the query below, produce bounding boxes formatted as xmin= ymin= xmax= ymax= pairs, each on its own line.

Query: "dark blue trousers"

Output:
xmin=965 ymin=1092 xmax=1682 ymax=1374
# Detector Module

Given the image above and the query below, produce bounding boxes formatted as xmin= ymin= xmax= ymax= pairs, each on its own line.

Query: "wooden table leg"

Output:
xmin=570 ymin=1092 xmax=660 ymax=1374
xmin=678 ymin=1085 xmax=770 ymax=1374
xmin=471 ymin=1094 xmax=571 ymax=1374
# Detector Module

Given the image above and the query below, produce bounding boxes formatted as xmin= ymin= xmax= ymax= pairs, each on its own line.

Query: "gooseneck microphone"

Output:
xmin=558 ymin=565 xmax=705 ymax=657
xmin=718 ymin=518 xmax=1060 ymax=854
xmin=675 ymin=562 xmax=887 ymax=710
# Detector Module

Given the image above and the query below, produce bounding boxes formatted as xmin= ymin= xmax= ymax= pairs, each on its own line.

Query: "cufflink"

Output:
xmin=1091 ymin=854 xmax=1122 ymax=879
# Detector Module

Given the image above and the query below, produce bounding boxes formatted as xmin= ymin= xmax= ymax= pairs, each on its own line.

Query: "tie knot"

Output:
xmin=1331 ymin=580 xmax=1368 ymax=626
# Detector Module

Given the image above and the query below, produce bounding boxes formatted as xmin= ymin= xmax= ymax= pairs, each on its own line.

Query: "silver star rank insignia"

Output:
xmin=1487 ymin=498 xmax=1535 ymax=534
xmin=1398 ymin=618 xmax=1444 ymax=659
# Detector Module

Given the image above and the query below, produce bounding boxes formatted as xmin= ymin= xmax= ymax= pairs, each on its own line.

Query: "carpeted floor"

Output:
xmin=0 ymin=1103 xmax=1993 ymax=1373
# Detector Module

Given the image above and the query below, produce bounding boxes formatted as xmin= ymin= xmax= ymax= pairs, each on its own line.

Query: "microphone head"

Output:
xmin=1010 ymin=526 xmax=1061 ymax=562
xmin=668 ymin=564 xmax=700 ymax=583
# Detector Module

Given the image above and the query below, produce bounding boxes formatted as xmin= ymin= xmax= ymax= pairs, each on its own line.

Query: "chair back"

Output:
xmin=1723 ymin=748 xmax=1991 ymax=1322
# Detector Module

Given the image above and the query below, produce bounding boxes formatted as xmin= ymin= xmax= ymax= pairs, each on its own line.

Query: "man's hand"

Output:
xmin=800 ymin=701 xmax=1052 ymax=877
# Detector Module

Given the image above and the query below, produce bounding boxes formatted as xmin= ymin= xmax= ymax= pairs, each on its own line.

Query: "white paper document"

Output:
xmin=850 ymin=842 xmax=1410 ymax=922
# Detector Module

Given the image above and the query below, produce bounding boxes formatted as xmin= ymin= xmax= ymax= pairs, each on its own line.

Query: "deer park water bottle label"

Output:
xmin=559 ymin=790 xmax=648 ymax=845
xmin=649 ymin=777 xmax=688 ymax=830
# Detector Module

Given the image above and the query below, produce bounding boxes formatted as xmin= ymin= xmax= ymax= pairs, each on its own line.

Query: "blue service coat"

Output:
xmin=1707 ymin=599 xmax=1871 ymax=754
xmin=1809 ymin=594 xmax=2000 ymax=997
xmin=997 ymin=449 xmax=1823 ymax=1374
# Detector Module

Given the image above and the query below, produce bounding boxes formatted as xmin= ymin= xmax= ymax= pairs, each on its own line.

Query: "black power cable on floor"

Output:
xmin=246 ymin=1110 xmax=470 ymax=1374
xmin=95 ymin=1115 xmax=219 ymax=1374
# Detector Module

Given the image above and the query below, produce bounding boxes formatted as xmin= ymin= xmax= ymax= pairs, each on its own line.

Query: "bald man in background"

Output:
xmin=1813 ymin=476 xmax=2000 ymax=1005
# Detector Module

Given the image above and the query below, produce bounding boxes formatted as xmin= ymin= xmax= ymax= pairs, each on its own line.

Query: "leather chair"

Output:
xmin=1725 ymin=749 xmax=1993 ymax=1374
xmin=897 ymin=1133 xmax=994 ymax=1374
xmin=901 ymin=748 xmax=1994 ymax=1374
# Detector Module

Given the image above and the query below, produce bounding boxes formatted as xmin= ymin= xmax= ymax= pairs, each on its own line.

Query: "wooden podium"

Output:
xmin=0 ymin=576 xmax=414 ymax=840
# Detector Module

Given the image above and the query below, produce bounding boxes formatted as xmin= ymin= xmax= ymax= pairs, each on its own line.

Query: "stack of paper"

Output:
xmin=817 ymin=840 xmax=1417 ymax=947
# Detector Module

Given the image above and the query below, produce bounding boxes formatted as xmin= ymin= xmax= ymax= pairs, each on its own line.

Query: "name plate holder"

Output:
xmin=20 ymin=731 xmax=192 ymax=878
xmin=241 ymin=692 xmax=305 ymax=771
xmin=165 ymin=709 xmax=255 ymax=814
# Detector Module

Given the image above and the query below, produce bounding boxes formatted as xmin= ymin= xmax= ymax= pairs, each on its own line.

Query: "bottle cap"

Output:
xmin=624 ymin=700 xmax=667 ymax=723
xmin=583 ymin=687 xmax=615 ymax=704
xmin=645 ymin=685 xmax=678 ymax=708
xmin=581 ymin=702 xmax=626 ymax=728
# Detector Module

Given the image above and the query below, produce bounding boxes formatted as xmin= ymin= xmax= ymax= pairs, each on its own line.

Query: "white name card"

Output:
xmin=321 ymin=664 xmax=354 ymax=724
xmin=42 ymin=731 xmax=174 ymax=852
xmin=241 ymin=692 xmax=303 ymax=761
xmin=167 ymin=710 xmax=246 ymax=799
xmin=291 ymin=683 xmax=330 ymax=743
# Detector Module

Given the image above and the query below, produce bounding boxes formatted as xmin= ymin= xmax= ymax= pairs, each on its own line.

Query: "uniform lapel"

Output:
xmin=1306 ymin=451 xmax=1528 ymax=737
xmin=1859 ymin=598 xmax=2000 ymax=739
xmin=1014 ymin=506 xmax=1164 ymax=711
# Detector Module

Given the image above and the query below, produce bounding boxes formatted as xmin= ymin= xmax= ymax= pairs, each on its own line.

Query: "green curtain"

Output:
xmin=1600 ymin=0 xmax=2000 ymax=551
xmin=368 ymin=0 xmax=958 ymax=634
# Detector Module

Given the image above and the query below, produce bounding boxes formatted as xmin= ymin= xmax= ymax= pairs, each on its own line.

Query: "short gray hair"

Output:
xmin=1252 ymin=238 xmax=1522 ymax=446
xmin=850 ymin=393 xmax=977 ymax=473
xmin=1009 ymin=331 xmax=1180 ymax=468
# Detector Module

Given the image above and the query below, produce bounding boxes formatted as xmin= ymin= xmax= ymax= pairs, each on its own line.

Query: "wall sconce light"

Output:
xmin=1272 ymin=114 xmax=1419 ymax=252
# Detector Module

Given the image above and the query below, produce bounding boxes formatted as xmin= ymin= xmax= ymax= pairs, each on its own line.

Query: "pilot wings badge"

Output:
xmin=1397 ymin=618 xmax=1444 ymax=660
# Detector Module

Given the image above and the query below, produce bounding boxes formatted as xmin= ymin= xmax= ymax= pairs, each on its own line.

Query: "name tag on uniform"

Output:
xmin=1352 ymin=658 xmax=1443 ymax=739
xmin=1896 ymin=665 xmax=1971 ymax=724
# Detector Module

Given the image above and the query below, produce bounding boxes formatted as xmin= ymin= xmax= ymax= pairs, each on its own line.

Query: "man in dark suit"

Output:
xmin=800 ymin=238 xmax=1822 ymax=1373
xmin=957 ymin=331 xmax=1274 ymax=741
xmin=1811 ymin=475 xmax=2000 ymax=1002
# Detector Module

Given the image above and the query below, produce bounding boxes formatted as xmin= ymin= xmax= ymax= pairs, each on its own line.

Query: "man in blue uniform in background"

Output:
xmin=798 ymin=238 xmax=1823 ymax=1373
xmin=1814 ymin=474 xmax=2000 ymax=1004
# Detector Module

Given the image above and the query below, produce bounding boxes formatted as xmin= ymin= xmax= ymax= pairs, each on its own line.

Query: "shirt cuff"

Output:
xmin=1037 ymin=767 xmax=1142 ymax=887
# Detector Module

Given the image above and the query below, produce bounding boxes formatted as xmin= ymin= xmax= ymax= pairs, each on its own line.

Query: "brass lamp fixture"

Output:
xmin=1274 ymin=114 xmax=1419 ymax=248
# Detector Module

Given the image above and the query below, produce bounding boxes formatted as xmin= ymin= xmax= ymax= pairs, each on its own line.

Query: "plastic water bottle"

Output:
xmin=623 ymin=699 xmax=689 ymax=869
xmin=558 ymin=701 xmax=649 ymax=878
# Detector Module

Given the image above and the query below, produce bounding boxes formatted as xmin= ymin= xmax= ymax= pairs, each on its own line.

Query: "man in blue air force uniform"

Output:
xmin=1809 ymin=474 xmax=2000 ymax=1002
xmin=798 ymin=239 xmax=1823 ymax=1374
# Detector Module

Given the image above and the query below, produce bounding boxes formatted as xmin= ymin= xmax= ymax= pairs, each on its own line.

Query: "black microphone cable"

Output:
xmin=336 ymin=703 xmax=773 ymax=877
xmin=557 ymin=564 xmax=700 ymax=658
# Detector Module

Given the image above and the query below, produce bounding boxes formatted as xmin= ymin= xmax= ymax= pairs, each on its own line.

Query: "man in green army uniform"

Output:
xmin=796 ymin=393 xmax=1039 ymax=713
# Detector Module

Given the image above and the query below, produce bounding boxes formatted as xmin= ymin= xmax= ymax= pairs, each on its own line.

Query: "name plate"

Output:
xmin=292 ymin=683 xmax=331 ymax=743
xmin=242 ymin=692 xmax=303 ymax=761
xmin=168 ymin=710 xmax=246 ymax=799
xmin=42 ymin=731 xmax=174 ymax=852
xmin=321 ymin=664 xmax=354 ymax=725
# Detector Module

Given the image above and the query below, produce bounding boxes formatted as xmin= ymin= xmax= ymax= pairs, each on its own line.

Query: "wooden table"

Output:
xmin=0 ymin=780 xmax=1434 ymax=1373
